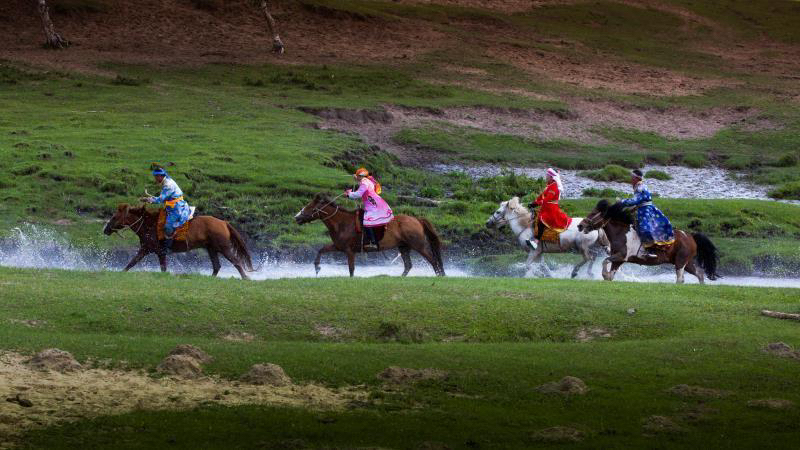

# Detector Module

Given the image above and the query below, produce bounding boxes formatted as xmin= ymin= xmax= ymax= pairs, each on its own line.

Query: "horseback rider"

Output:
xmin=140 ymin=165 xmax=191 ymax=253
xmin=526 ymin=168 xmax=570 ymax=250
xmin=345 ymin=168 xmax=393 ymax=250
xmin=619 ymin=169 xmax=675 ymax=259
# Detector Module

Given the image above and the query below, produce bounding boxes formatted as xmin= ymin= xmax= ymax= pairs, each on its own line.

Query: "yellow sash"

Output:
xmin=164 ymin=196 xmax=184 ymax=208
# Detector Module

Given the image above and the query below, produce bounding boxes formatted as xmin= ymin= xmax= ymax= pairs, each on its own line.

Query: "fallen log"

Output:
xmin=761 ymin=310 xmax=800 ymax=321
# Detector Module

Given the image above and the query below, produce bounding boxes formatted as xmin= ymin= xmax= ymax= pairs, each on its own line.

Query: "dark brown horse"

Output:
xmin=103 ymin=204 xmax=254 ymax=279
xmin=577 ymin=200 xmax=719 ymax=284
xmin=294 ymin=193 xmax=445 ymax=277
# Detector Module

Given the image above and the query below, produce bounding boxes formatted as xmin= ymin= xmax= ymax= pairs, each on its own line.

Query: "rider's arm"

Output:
xmin=535 ymin=185 xmax=554 ymax=206
xmin=149 ymin=183 xmax=172 ymax=204
xmin=347 ymin=180 xmax=367 ymax=199
xmin=619 ymin=188 xmax=649 ymax=207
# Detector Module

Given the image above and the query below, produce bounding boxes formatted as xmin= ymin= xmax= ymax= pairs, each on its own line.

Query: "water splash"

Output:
xmin=0 ymin=225 xmax=109 ymax=271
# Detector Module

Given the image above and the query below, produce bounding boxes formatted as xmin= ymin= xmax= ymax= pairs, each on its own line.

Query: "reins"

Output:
xmin=113 ymin=209 xmax=146 ymax=238
xmin=311 ymin=193 xmax=345 ymax=222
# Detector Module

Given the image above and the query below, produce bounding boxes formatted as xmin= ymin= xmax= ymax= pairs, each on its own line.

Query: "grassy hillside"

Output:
xmin=1 ymin=268 xmax=799 ymax=448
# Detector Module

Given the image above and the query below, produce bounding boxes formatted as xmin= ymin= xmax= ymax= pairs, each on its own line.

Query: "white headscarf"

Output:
xmin=546 ymin=168 xmax=563 ymax=197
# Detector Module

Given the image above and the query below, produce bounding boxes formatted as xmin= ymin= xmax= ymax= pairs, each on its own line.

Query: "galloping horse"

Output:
xmin=486 ymin=197 xmax=609 ymax=278
xmin=294 ymin=193 xmax=445 ymax=277
xmin=578 ymin=200 xmax=719 ymax=283
xmin=103 ymin=204 xmax=254 ymax=279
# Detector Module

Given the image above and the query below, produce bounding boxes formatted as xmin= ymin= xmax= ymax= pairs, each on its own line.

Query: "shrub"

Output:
xmin=681 ymin=153 xmax=707 ymax=168
xmin=644 ymin=169 xmax=672 ymax=180
xmin=580 ymin=164 xmax=630 ymax=182
xmin=769 ymin=181 xmax=800 ymax=200
xmin=11 ymin=165 xmax=41 ymax=176
xmin=100 ymin=181 xmax=128 ymax=195
xmin=441 ymin=200 xmax=468 ymax=215
xmin=582 ymin=187 xmax=627 ymax=198
xmin=775 ymin=153 xmax=799 ymax=167
xmin=112 ymin=75 xmax=149 ymax=86
xmin=419 ymin=185 xmax=443 ymax=199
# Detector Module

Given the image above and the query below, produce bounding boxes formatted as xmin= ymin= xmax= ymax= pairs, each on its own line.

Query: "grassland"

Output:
xmin=1 ymin=268 xmax=799 ymax=448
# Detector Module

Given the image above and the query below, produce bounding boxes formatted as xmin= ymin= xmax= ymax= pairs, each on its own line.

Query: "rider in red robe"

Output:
xmin=526 ymin=168 xmax=571 ymax=250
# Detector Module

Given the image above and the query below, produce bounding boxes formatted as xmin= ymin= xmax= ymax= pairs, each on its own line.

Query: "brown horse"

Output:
xmin=577 ymin=200 xmax=719 ymax=284
xmin=103 ymin=204 xmax=254 ymax=279
xmin=294 ymin=193 xmax=445 ymax=277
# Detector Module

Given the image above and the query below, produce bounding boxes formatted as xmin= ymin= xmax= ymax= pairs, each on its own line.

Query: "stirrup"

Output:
xmin=364 ymin=243 xmax=378 ymax=251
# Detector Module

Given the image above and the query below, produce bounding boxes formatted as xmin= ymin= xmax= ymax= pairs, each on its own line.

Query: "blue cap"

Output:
xmin=152 ymin=168 xmax=167 ymax=176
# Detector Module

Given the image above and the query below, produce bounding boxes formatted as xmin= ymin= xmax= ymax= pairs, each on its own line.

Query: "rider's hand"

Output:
xmin=344 ymin=189 xmax=351 ymax=195
xmin=139 ymin=197 xmax=150 ymax=203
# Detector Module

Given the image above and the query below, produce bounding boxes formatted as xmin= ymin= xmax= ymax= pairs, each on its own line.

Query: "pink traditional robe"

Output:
xmin=347 ymin=177 xmax=394 ymax=227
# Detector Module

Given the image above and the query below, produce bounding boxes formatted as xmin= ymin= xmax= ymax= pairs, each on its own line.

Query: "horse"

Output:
xmin=485 ymin=197 xmax=609 ymax=278
xmin=103 ymin=203 xmax=254 ymax=279
xmin=294 ymin=193 xmax=445 ymax=277
xmin=577 ymin=199 xmax=719 ymax=284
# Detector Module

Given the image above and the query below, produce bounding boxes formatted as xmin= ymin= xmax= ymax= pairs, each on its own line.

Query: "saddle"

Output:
xmin=533 ymin=212 xmax=566 ymax=244
xmin=355 ymin=209 xmax=387 ymax=247
xmin=157 ymin=207 xmax=195 ymax=241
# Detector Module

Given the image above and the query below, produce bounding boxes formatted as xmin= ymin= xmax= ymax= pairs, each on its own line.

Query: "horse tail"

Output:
xmin=227 ymin=222 xmax=255 ymax=272
xmin=419 ymin=218 xmax=445 ymax=276
xmin=693 ymin=232 xmax=720 ymax=280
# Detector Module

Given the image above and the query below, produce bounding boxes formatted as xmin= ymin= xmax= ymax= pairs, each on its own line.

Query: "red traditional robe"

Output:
xmin=534 ymin=181 xmax=571 ymax=231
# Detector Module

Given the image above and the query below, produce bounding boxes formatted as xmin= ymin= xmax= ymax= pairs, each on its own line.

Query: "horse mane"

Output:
xmin=313 ymin=192 xmax=356 ymax=214
xmin=603 ymin=200 xmax=633 ymax=224
xmin=508 ymin=197 xmax=533 ymax=228
xmin=117 ymin=203 xmax=159 ymax=217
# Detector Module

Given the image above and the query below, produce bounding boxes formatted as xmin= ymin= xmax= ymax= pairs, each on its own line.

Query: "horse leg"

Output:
xmin=220 ymin=245 xmax=249 ymax=280
xmin=346 ymin=250 xmax=355 ymax=277
xmin=314 ymin=244 xmax=337 ymax=276
xmin=604 ymin=260 xmax=624 ymax=281
xmin=685 ymin=261 xmax=704 ymax=284
xmin=207 ymin=248 xmax=221 ymax=277
xmin=571 ymin=248 xmax=590 ymax=279
xmin=409 ymin=241 xmax=438 ymax=275
xmin=524 ymin=249 xmax=536 ymax=277
xmin=399 ymin=245 xmax=412 ymax=276
xmin=675 ymin=264 xmax=686 ymax=284
xmin=123 ymin=248 xmax=148 ymax=272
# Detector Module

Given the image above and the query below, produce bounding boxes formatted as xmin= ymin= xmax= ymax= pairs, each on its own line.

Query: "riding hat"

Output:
xmin=355 ymin=168 xmax=369 ymax=177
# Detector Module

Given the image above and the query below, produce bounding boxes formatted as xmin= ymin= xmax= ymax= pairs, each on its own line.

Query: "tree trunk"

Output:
xmin=36 ymin=0 xmax=69 ymax=49
xmin=259 ymin=1 xmax=284 ymax=54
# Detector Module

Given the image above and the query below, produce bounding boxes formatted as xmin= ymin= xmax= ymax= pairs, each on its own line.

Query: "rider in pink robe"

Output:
xmin=346 ymin=168 xmax=393 ymax=249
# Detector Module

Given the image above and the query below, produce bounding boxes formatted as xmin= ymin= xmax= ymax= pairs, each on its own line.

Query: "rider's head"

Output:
xmin=631 ymin=169 xmax=644 ymax=187
xmin=152 ymin=166 xmax=167 ymax=184
xmin=546 ymin=167 xmax=558 ymax=184
xmin=354 ymin=167 xmax=369 ymax=181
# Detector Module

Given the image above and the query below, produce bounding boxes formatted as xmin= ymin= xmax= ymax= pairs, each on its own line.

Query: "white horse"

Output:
xmin=485 ymin=197 xmax=609 ymax=278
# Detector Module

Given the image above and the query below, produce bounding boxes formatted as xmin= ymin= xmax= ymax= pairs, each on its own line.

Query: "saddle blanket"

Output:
xmin=534 ymin=212 xmax=567 ymax=243
xmin=157 ymin=206 xmax=196 ymax=241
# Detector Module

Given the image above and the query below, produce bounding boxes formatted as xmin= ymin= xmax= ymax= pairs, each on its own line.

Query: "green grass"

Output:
xmin=645 ymin=169 xmax=672 ymax=181
xmin=581 ymin=164 xmax=632 ymax=182
xmin=1 ymin=268 xmax=799 ymax=448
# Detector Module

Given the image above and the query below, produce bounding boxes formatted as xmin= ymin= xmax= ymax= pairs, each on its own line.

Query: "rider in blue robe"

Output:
xmin=619 ymin=169 xmax=674 ymax=258
xmin=143 ymin=166 xmax=190 ymax=252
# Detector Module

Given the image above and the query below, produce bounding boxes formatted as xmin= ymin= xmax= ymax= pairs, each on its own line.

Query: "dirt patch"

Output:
xmin=668 ymin=384 xmax=730 ymax=399
xmin=168 ymin=344 xmax=213 ymax=364
xmin=536 ymin=376 xmax=588 ymax=395
xmin=642 ymin=415 xmax=685 ymax=435
xmin=575 ymin=327 xmax=613 ymax=342
xmin=764 ymin=342 xmax=800 ymax=361
xmin=747 ymin=399 xmax=795 ymax=410
xmin=0 ymin=351 xmax=366 ymax=445
xmin=377 ymin=367 xmax=450 ymax=384
xmin=529 ymin=426 xmax=585 ymax=443
xmin=314 ymin=324 xmax=349 ymax=340
xmin=157 ymin=355 xmax=204 ymax=379
xmin=240 ymin=363 xmax=292 ymax=387
xmin=26 ymin=348 xmax=82 ymax=373
xmin=8 ymin=319 xmax=47 ymax=328
xmin=222 ymin=331 xmax=257 ymax=342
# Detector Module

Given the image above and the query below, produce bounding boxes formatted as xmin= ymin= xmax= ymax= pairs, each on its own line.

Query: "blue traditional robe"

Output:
xmin=619 ymin=182 xmax=674 ymax=247
xmin=149 ymin=177 xmax=191 ymax=236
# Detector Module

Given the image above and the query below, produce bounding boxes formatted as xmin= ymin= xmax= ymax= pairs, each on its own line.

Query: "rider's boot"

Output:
xmin=525 ymin=239 xmax=538 ymax=250
xmin=364 ymin=227 xmax=378 ymax=251
xmin=636 ymin=245 xmax=657 ymax=260
xmin=161 ymin=237 xmax=174 ymax=255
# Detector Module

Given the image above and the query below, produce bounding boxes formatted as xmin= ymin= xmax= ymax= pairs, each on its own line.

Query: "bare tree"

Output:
xmin=35 ymin=0 xmax=70 ymax=49
xmin=259 ymin=1 xmax=284 ymax=54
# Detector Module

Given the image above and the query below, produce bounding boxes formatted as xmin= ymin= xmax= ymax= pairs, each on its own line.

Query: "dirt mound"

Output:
xmin=157 ymin=355 xmax=204 ymax=379
xmin=26 ymin=348 xmax=82 ymax=373
xmin=314 ymin=324 xmax=349 ymax=340
xmin=575 ymin=327 xmax=613 ymax=342
xmin=0 ymin=351 xmax=365 ymax=444
xmin=168 ymin=344 xmax=213 ymax=364
xmin=764 ymin=342 xmax=800 ymax=360
xmin=747 ymin=399 xmax=795 ymax=410
xmin=377 ymin=367 xmax=449 ymax=384
xmin=536 ymin=376 xmax=588 ymax=395
xmin=529 ymin=426 xmax=585 ymax=443
xmin=241 ymin=364 xmax=292 ymax=386
xmin=642 ymin=415 xmax=685 ymax=435
xmin=668 ymin=384 xmax=730 ymax=399
xmin=300 ymin=107 xmax=393 ymax=124
xmin=222 ymin=331 xmax=257 ymax=342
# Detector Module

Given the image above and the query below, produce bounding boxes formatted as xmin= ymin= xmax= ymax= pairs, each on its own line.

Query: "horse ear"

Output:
xmin=117 ymin=203 xmax=128 ymax=212
xmin=508 ymin=197 xmax=519 ymax=208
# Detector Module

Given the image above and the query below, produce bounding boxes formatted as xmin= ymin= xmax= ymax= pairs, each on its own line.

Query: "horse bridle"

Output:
xmin=112 ymin=209 xmax=145 ymax=236
xmin=581 ymin=211 xmax=609 ymax=232
xmin=490 ymin=206 xmax=531 ymax=240
xmin=305 ymin=193 xmax=344 ymax=222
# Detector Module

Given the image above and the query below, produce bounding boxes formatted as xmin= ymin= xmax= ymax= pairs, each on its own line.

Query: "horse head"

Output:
xmin=103 ymin=203 xmax=147 ymax=235
xmin=485 ymin=200 xmax=510 ymax=230
xmin=578 ymin=199 xmax=610 ymax=234
xmin=295 ymin=193 xmax=335 ymax=225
